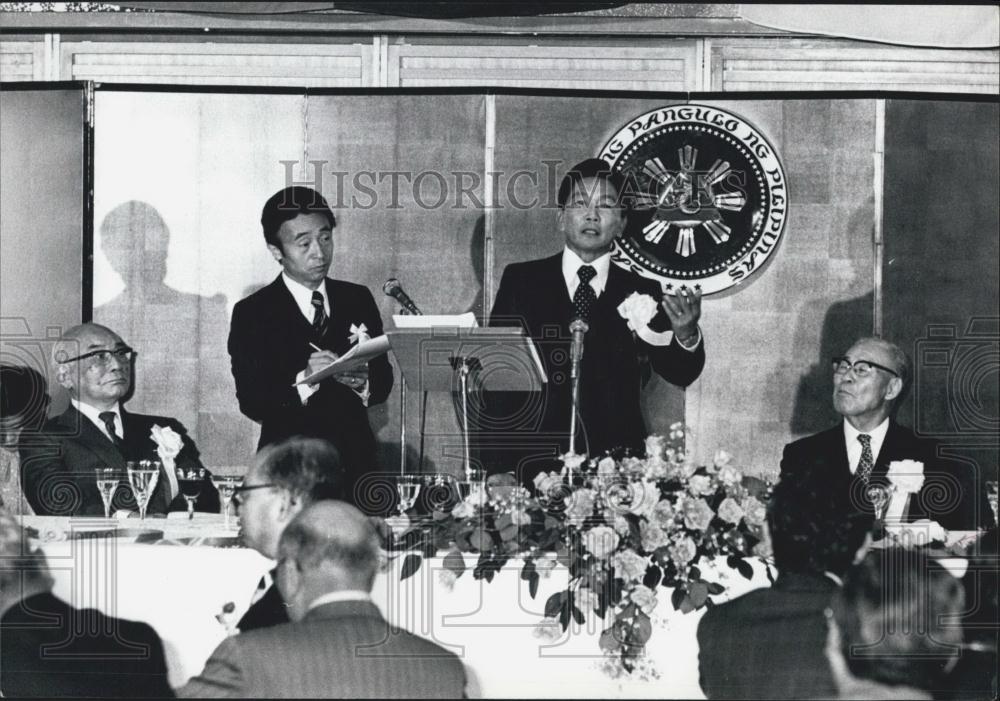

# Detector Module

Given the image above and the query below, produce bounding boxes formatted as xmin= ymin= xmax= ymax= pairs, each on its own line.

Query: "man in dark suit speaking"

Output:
xmin=180 ymin=500 xmax=467 ymax=699
xmin=19 ymin=322 xmax=216 ymax=517
xmin=780 ymin=336 xmax=990 ymax=530
xmin=228 ymin=187 xmax=392 ymax=502
xmin=484 ymin=158 xmax=705 ymax=486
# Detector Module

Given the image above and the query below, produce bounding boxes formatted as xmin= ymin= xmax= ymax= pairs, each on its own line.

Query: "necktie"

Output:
xmin=98 ymin=411 xmax=123 ymax=449
xmin=857 ymin=434 xmax=874 ymax=484
xmin=572 ymin=265 xmax=598 ymax=322
xmin=311 ymin=291 xmax=327 ymax=336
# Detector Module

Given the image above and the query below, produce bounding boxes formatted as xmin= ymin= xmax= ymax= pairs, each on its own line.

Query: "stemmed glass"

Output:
xmin=95 ymin=468 xmax=120 ymax=519
xmin=395 ymin=475 xmax=422 ymax=516
xmin=986 ymin=480 xmax=999 ymax=526
xmin=176 ymin=467 xmax=205 ymax=520
xmin=211 ymin=475 xmax=241 ymax=530
xmin=126 ymin=460 xmax=160 ymax=523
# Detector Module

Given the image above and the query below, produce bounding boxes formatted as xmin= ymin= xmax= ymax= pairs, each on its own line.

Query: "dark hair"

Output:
xmin=256 ymin=437 xmax=345 ymax=502
xmin=0 ymin=364 xmax=50 ymax=437
xmin=260 ymin=186 xmax=336 ymax=249
xmin=834 ymin=548 xmax=964 ymax=690
xmin=556 ymin=158 xmax=627 ymax=209
xmin=767 ymin=471 xmax=870 ymax=577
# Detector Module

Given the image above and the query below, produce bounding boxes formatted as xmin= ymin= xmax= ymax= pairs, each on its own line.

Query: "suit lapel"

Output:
xmin=120 ymin=410 xmax=172 ymax=512
xmin=58 ymin=406 xmax=127 ymax=471
xmin=267 ymin=275 xmax=318 ymax=339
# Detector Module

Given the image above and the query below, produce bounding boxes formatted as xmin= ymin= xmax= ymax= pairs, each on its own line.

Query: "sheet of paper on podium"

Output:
xmin=386 ymin=320 xmax=547 ymax=393
xmin=293 ymin=334 xmax=391 ymax=386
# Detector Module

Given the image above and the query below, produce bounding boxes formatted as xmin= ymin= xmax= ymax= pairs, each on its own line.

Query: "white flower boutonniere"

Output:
xmin=348 ymin=323 xmax=369 ymax=345
xmin=150 ymin=424 xmax=183 ymax=462
xmin=617 ymin=292 xmax=673 ymax=347
xmin=887 ymin=460 xmax=925 ymax=494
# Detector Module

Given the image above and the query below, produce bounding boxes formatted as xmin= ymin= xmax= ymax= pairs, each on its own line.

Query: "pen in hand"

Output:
xmin=309 ymin=342 xmax=323 ymax=352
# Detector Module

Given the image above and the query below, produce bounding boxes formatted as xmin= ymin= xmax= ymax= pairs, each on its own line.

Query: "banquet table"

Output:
xmin=23 ymin=514 xmax=777 ymax=697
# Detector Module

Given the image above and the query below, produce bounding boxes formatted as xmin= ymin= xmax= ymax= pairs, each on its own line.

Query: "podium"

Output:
xmin=386 ymin=326 xmax=546 ymax=480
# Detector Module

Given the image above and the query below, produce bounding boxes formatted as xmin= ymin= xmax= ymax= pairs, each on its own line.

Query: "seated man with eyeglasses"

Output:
xmin=780 ymin=336 xmax=990 ymax=531
xmin=18 ymin=322 xmax=218 ymax=516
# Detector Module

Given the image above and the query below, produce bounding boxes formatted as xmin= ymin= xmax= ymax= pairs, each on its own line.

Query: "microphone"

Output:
xmin=569 ymin=318 xmax=589 ymax=380
xmin=382 ymin=278 xmax=423 ymax=315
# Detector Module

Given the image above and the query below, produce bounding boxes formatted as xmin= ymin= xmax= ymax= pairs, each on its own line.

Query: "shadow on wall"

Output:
xmin=94 ymin=201 xmax=245 ymax=466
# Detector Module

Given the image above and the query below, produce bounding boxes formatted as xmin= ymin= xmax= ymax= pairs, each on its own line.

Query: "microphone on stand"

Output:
xmin=569 ymin=318 xmax=589 ymax=380
xmin=382 ymin=278 xmax=423 ymax=315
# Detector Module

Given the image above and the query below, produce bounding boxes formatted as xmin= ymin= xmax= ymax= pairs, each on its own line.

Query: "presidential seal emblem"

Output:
xmin=599 ymin=104 xmax=788 ymax=295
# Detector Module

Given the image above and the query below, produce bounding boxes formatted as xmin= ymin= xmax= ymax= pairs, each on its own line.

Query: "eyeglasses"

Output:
xmin=233 ymin=482 xmax=277 ymax=505
xmin=832 ymin=356 xmax=900 ymax=378
xmin=59 ymin=347 xmax=135 ymax=368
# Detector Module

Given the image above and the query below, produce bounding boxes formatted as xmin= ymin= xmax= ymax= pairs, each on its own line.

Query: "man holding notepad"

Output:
xmin=228 ymin=187 xmax=393 ymax=506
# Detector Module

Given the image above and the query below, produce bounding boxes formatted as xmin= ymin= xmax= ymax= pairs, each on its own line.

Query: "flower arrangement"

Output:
xmin=385 ymin=424 xmax=772 ymax=677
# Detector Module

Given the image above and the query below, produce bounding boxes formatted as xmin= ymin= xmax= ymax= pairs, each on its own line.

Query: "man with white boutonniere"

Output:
xmin=485 ymin=158 xmax=706 ymax=488
xmin=19 ymin=323 xmax=218 ymax=517
xmin=228 ymin=187 xmax=393 ymax=507
xmin=780 ymin=336 xmax=991 ymax=533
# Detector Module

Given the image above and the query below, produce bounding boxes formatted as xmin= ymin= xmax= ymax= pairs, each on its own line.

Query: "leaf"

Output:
xmin=678 ymin=593 xmax=697 ymax=614
xmin=630 ymin=612 xmax=653 ymax=645
xmin=643 ymin=565 xmax=662 ymax=589
xmin=544 ymin=592 xmax=565 ymax=619
xmin=469 ymin=527 xmax=493 ymax=552
xmin=571 ymin=604 xmax=585 ymax=626
xmin=670 ymin=587 xmax=686 ymax=611
xmin=520 ymin=559 xmax=536 ymax=580
xmin=599 ymin=627 xmax=622 ymax=652
xmin=706 ymin=582 xmax=725 ymax=595
xmin=443 ymin=549 xmax=466 ymax=578
xmin=688 ymin=581 xmax=709 ymax=609
xmin=735 ymin=558 xmax=754 ymax=580
xmin=499 ymin=522 xmax=519 ymax=543
xmin=559 ymin=603 xmax=571 ymax=630
xmin=689 ymin=565 xmax=701 ymax=581
xmin=528 ymin=571 xmax=540 ymax=599
xmin=400 ymin=553 xmax=422 ymax=581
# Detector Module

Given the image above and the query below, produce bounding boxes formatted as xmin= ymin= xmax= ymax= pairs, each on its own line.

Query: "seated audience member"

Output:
xmin=0 ymin=364 xmax=48 ymax=515
xmin=181 ymin=500 xmax=467 ymax=699
xmin=827 ymin=548 xmax=965 ymax=700
xmin=18 ymin=323 xmax=217 ymax=516
xmin=697 ymin=472 xmax=871 ymax=699
xmin=0 ymin=508 xmax=173 ymax=697
xmin=781 ymin=336 xmax=991 ymax=531
xmin=236 ymin=436 xmax=345 ymax=632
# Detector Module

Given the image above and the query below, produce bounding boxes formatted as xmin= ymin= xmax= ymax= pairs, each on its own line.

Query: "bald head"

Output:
xmin=52 ymin=323 xmax=132 ymax=410
xmin=276 ymin=501 xmax=380 ymax=618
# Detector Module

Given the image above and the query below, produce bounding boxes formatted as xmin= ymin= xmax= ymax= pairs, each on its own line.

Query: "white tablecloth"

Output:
xmin=25 ymin=515 xmax=773 ymax=697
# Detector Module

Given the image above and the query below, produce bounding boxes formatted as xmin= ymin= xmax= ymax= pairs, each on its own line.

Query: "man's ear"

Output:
xmin=267 ymin=243 xmax=284 ymax=263
xmin=884 ymin=376 xmax=904 ymax=402
xmin=277 ymin=490 xmax=300 ymax=522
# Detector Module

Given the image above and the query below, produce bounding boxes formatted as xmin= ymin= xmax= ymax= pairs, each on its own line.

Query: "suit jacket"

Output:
xmin=228 ymin=276 xmax=393 ymax=490
xmin=484 ymin=253 xmax=705 ymax=484
xmin=180 ymin=599 xmax=466 ymax=699
xmin=0 ymin=591 xmax=173 ymax=698
xmin=780 ymin=420 xmax=989 ymax=531
xmin=697 ymin=572 xmax=838 ymax=700
xmin=18 ymin=405 xmax=217 ymax=517
xmin=237 ymin=582 xmax=288 ymax=633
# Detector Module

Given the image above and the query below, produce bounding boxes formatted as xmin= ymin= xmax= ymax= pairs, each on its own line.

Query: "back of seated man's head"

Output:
xmin=832 ymin=548 xmax=964 ymax=691
xmin=0 ymin=508 xmax=53 ymax=614
xmin=767 ymin=471 xmax=870 ymax=579
xmin=275 ymin=500 xmax=380 ymax=622
xmin=237 ymin=437 xmax=345 ymax=559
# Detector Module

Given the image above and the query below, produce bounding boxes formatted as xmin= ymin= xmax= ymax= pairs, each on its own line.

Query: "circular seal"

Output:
xmin=599 ymin=104 xmax=788 ymax=295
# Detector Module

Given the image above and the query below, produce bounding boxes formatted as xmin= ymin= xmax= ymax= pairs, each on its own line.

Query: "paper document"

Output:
xmin=294 ymin=334 xmax=391 ymax=386
xmin=392 ymin=312 xmax=478 ymax=328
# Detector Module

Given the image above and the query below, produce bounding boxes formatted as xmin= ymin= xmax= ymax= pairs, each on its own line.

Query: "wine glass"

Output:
xmin=395 ymin=475 xmax=422 ymax=516
xmin=986 ymin=480 xmax=999 ymax=526
xmin=126 ymin=460 xmax=160 ymax=523
xmin=211 ymin=475 xmax=241 ymax=530
xmin=95 ymin=468 xmax=120 ymax=519
xmin=176 ymin=467 xmax=205 ymax=520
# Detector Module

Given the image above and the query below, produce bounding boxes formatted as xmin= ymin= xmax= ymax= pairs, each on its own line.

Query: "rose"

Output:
xmin=532 ymin=617 xmax=563 ymax=642
xmin=629 ymin=481 xmax=661 ymax=518
xmin=640 ymin=522 xmax=670 ymax=551
xmin=717 ymin=465 xmax=742 ymax=488
xmin=887 ymin=460 xmax=925 ymax=494
xmin=717 ymin=497 xmax=745 ymax=525
xmin=617 ymin=292 xmax=658 ymax=332
xmin=713 ymin=449 xmax=733 ymax=468
xmin=150 ymin=424 xmax=183 ymax=460
xmin=612 ymin=548 xmax=648 ymax=581
xmin=438 ymin=569 xmax=458 ymax=591
xmin=740 ymin=496 xmax=767 ymax=527
xmin=583 ymin=525 xmax=620 ymax=560
xmin=620 ymin=456 xmax=645 ymax=477
xmin=629 ymin=584 xmax=658 ymax=615
xmin=668 ymin=536 xmax=698 ymax=567
xmin=597 ymin=457 xmax=617 ymax=478
xmin=651 ymin=499 xmax=675 ymax=528
xmin=535 ymin=553 xmax=558 ymax=578
xmin=678 ymin=461 xmax=699 ymax=479
xmin=566 ymin=489 xmax=596 ymax=526
xmin=510 ymin=508 xmax=532 ymax=527
xmin=561 ymin=452 xmax=586 ymax=472
xmin=576 ymin=586 xmax=600 ymax=614
xmin=612 ymin=514 xmax=631 ymax=537
xmin=643 ymin=457 xmax=668 ymax=481
xmin=687 ymin=475 xmax=715 ymax=496
xmin=452 ymin=498 xmax=476 ymax=520
xmin=645 ymin=435 xmax=666 ymax=459
xmin=683 ymin=498 xmax=714 ymax=531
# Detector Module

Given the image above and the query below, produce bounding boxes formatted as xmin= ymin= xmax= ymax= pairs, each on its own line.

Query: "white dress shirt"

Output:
xmin=282 ymin=271 xmax=330 ymax=322
xmin=561 ymin=247 xmax=701 ymax=351
xmin=72 ymin=399 xmax=122 ymax=442
xmin=843 ymin=417 xmax=890 ymax=474
xmin=305 ymin=590 xmax=372 ymax=613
